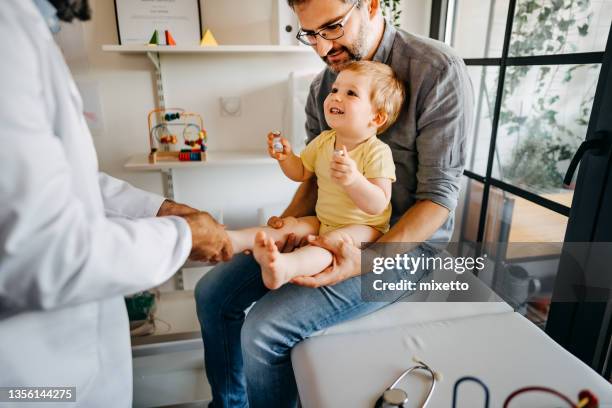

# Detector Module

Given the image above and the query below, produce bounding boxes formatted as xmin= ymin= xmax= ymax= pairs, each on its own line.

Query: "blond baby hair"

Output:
xmin=342 ymin=61 xmax=405 ymax=134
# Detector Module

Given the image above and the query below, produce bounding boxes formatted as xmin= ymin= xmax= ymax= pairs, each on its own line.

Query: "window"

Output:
xmin=445 ymin=0 xmax=611 ymax=328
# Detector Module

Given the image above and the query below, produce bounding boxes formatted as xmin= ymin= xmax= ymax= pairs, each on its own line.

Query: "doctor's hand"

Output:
xmin=157 ymin=199 xmax=199 ymax=217
xmin=291 ymin=232 xmax=361 ymax=287
xmin=183 ymin=212 xmax=233 ymax=263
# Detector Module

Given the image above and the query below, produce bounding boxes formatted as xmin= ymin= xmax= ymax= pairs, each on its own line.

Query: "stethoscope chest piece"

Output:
xmin=381 ymin=388 xmax=409 ymax=407
xmin=374 ymin=359 xmax=437 ymax=408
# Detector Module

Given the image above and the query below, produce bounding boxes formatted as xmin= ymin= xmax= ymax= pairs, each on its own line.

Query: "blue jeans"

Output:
xmin=194 ymin=251 xmax=429 ymax=408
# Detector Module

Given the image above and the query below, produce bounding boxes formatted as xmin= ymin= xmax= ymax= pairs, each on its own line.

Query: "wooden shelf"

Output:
xmin=125 ymin=151 xmax=276 ymax=171
xmin=102 ymin=44 xmax=312 ymax=54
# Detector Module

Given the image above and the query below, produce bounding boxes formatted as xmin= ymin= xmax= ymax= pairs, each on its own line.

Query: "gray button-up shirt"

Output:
xmin=305 ymin=22 xmax=474 ymax=242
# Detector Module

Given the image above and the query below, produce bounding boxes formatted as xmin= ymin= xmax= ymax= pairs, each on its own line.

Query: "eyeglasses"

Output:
xmin=296 ymin=2 xmax=358 ymax=46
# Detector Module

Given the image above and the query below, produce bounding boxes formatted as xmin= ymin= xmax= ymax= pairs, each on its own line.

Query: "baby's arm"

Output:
xmin=330 ymin=146 xmax=391 ymax=215
xmin=345 ymin=176 xmax=391 ymax=215
xmin=279 ymin=154 xmax=312 ymax=182
xmin=267 ymin=132 xmax=313 ymax=182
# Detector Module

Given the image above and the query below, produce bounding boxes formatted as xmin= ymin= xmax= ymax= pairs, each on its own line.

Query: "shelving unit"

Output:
xmin=107 ymin=42 xmax=312 ymax=176
xmin=125 ymin=151 xmax=275 ymax=171
xmin=102 ymin=44 xmax=311 ymax=54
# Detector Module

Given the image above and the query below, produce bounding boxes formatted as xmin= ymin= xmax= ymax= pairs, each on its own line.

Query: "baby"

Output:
xmin=227 ymin=61 xmax=405 ymax=289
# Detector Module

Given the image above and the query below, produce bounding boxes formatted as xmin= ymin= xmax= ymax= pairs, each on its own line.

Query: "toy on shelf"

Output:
xmin=165 ymin=30 xmax=176 ymax=46
xmin=148 ymin=30 xmax=160 ymax=46
xmin=147 ymin=108 xmax=208 ymax=164
xmin=200 ymin=29 xmax=219 ymax=47
xmin=147 ymin=29 xmax=177 ymax=46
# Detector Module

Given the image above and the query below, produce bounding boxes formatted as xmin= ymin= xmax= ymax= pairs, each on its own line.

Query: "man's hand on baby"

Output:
xmin=330 ymin=145 xmax=359 ymax=187
xmin=291 ymin=232 xmax=361 ymax=287
xmin=267 ymin=132 xmax=292 ymax=161
xmin=183 ymin=212 xmax=233 ymax=263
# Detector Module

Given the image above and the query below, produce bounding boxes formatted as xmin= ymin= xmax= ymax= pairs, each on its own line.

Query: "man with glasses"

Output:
xmin=195 ymin=0 xmax=474 ymax=406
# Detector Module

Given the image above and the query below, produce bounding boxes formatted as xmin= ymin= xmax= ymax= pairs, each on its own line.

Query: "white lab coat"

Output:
xmin=0 ymin=2 xmax=192 ymax=406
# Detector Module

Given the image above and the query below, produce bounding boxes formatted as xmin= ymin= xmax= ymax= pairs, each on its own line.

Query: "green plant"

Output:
xmin=496 ymin=0 xmax=597 ymax=191
xmin=381 ymin=0 xmax=402 ymax=27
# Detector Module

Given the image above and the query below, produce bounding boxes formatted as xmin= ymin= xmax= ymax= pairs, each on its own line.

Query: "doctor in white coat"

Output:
xmin=0 ymin=0 xmax=233 ymax=405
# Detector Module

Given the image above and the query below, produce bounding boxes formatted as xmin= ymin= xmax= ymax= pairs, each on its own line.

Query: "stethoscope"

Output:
xmin=374 ymin=359 xmax=438 ymax=408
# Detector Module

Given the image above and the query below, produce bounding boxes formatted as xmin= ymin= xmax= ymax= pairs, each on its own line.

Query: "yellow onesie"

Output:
xmin=300 ymin=129 xmax=396 ymax=235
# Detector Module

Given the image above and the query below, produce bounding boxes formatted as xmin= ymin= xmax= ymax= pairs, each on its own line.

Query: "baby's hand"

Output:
xmin=330 ymin=145 xmax=358 ymax=187
xmin=267 ymin=132 xmax=292 ymax=161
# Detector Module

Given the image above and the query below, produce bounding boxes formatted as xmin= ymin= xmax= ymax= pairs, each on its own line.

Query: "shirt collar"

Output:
xmin=372 ymin=19 xmax=397 ymax=64
xmin=32 ymin=0 xmax=61 ymax=33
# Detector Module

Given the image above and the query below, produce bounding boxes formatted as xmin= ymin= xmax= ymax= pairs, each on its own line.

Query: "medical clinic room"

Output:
xmin=2 ymin=0 xmax=612 ymax=407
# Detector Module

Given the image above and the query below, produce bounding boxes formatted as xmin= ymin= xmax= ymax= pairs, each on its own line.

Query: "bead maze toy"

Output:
xmin=147 ymin=108 xmax=208 ymax=164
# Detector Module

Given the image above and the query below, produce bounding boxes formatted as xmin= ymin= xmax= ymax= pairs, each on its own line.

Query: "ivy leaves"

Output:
xmin=498 ymin=0 xmax=596 ymax=191
xmin=380 ymin=0 xmax=402 ymax=27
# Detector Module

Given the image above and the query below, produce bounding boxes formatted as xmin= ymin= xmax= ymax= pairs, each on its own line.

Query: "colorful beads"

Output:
xmin=178 ymin=150 xmax=202 ymax=161
xmin=159 ymin=134 xmax=178 ymax=144
xmin=164 ymin=112 xmax=181 ymax=121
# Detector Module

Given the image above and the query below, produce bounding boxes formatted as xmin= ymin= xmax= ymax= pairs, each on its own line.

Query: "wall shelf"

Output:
xmin=102 ymin=44 xmax=312 ymax=54
xmin=125 ymin=151 xmax=276 ymax=171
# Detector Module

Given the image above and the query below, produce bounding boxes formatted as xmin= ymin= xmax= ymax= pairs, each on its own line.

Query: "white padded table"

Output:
xmin=314 ymin=301 xmax=512 ymax=337
xmin=312 ymin=263 xmax=512 ymax=337
xmin=293 ymin=312 xmax=612 ymax=407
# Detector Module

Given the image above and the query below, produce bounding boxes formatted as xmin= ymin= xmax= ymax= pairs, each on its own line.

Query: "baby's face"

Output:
xmin=323 ymin=70 xmax=379 ymax=137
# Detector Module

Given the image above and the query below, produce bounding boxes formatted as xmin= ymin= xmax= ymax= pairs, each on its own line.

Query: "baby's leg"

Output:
xmin=227 ymin=216 xmax=320 ymax=254
xmin=253 ymin=225 xmax=382 ymax=289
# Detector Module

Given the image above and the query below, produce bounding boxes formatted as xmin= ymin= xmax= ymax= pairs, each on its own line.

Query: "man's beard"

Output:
xmin=322 ymin=20 xmax=369 ymax=73
xmin=49 ymin=0 xmax=91 ymax=22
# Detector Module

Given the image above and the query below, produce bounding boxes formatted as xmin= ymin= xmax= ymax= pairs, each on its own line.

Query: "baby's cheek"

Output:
xmin=323 ymin=95 xmax=331 ymax=107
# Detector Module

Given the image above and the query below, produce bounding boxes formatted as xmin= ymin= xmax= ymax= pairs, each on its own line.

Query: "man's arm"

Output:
xmin=383 ymin=57 xmax=473 ymax=243
xmin=378 ymin=200 xmax=449 ymax=244
xmin=412 ymin=57 xmax=474 ymax=215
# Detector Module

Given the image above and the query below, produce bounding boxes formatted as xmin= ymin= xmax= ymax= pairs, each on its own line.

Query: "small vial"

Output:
xmin=334 ymin=149 xmax=345 ymax=157
xmin=272 ymin=131 xmax=284 ymax=153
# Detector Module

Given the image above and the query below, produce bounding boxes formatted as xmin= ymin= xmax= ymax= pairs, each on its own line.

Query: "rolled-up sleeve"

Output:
xmin=415 ymin=58 xmax=474 ymax=211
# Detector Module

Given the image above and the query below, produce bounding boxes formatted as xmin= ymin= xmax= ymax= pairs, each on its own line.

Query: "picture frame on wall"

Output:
xmin=113 ymin=0 xmax=202 ymax=46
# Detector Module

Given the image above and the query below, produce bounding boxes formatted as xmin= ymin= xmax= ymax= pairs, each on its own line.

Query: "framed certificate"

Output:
xmin=114 ymin=0 xmax=202 ymax=45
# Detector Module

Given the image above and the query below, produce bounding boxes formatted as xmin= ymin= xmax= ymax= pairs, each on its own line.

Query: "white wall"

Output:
xmin=57 ymin=0 xmax=165 ymax=197
xmin=398 ymin=0 xmax=432 ymax=37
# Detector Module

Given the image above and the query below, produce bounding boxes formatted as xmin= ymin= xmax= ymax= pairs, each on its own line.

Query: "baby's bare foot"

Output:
xmin=253 ymin=231 xmax=290 ymax=289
